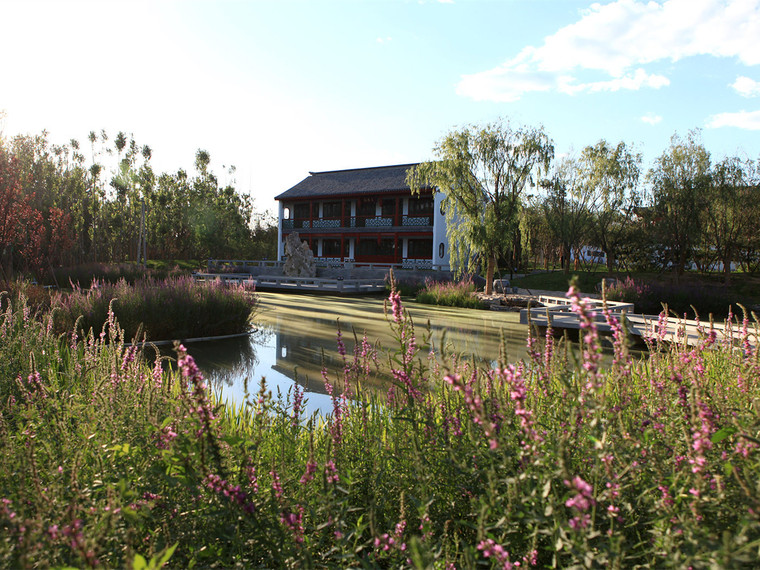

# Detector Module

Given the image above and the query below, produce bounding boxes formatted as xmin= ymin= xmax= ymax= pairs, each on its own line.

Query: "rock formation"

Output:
xmin=282 ymin=232 xmax=316 ymax=277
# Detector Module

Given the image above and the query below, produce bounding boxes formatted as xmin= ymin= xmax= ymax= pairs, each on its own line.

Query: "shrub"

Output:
xmin=415 ymin=276 xmax=487 ymax=309
xmin=605 ymin=276 xmax=743 ymax=319
xmin=384 ymin=274 xmax=426 ymax=297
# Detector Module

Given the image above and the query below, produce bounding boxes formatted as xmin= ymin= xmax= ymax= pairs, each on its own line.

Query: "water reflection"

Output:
xmin=187 ymin=292 xmax=532 ymax=417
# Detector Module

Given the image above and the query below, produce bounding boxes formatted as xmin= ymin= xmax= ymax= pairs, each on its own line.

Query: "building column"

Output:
xmin=277 ymin=201 xmax=285 ymax=260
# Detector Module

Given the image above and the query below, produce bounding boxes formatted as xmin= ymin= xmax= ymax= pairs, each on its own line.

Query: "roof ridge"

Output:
xmin=308 ymin=163 xmax=420 ymax=176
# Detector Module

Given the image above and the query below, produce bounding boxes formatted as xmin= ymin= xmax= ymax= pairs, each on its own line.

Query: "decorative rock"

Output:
xmin=283 ymin=232 xmax=316 ymax=278
xmin=493 ymin=279 xmax=510 ymax=293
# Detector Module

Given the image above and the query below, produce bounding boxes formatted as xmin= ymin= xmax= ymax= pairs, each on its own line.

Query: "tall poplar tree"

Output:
xmin=407 ymin=119 xmax=553 ymax=294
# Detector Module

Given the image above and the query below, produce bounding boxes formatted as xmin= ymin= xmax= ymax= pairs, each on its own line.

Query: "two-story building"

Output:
xmin=275 ymin=164 xmax=450 ymax=270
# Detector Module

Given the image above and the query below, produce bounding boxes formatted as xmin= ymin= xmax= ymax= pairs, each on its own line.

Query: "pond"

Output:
xmin=184 ymin=292 xmax=533 ymax=417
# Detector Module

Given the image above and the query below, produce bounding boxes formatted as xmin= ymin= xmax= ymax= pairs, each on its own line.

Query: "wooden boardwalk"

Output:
xmin=193 ymin=273 xmax=386 ymax=294
xmin=520 ymin=296 xmax=755 ymax=348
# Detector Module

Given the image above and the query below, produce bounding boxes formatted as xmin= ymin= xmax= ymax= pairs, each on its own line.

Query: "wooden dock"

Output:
xmin=520 ymin=296 xmax=755 ymax=348
xmin=193 ymin=273 xmax=386 ymax=294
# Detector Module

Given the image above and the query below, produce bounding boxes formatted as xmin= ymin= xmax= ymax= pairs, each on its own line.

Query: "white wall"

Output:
xmin=433 ymin=192 xmax=450 ymax=268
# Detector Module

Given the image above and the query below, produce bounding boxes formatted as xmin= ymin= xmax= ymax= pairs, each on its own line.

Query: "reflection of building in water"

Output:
xmin=186 ymin=333 xmax=262 ymax=388
xmin=270 ymin=325 xmax=371 ymax=396
xmin=272 ymin=327 xmax=332 ymax=395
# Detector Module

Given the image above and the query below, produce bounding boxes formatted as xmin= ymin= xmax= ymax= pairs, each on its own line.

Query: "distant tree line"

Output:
xmin=410 ymin=120 xmax=759 ymax=293
xmin=523 ymin=130 xmax=760 ymax=285
xmin=0 ymin=129 xmax=277 ymax=281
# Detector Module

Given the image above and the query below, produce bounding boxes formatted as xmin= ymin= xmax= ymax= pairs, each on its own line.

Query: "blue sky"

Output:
xmin=1 ymin=0 xmax=759 ymax=214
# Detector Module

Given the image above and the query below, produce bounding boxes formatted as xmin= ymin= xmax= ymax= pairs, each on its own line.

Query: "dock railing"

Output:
xmin=521 ymin=296 xmax=635 ymax=328
xmin=521 ymin=295 xmax=756 ymax=348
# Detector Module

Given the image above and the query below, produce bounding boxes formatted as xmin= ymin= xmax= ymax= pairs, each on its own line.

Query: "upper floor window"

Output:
xmin=322 ymin=201 xmax=341 ymax=218
xmin=357 ymin=198 xmax=376 ymax=217
xmin=381 ymin=198 xmax=396 ymax=217
xmin=408 ymin=197 xmax=433 ymax=216
xmin=294 ymin=202 xmax=310 ymax=219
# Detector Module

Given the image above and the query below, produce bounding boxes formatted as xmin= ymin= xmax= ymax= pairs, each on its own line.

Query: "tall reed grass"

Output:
xmin=52 ymin=275 xmax=257 ymax=341
xmin=1 ymin=283 xmax=759 ymax=568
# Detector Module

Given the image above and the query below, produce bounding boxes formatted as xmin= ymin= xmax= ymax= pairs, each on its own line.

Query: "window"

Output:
xmin=408 ymin=239 xmax=432 ymax=258
xmin=408 ymin=197 xmax=433 ymax=216
xmin=438 ymin=242 xmax=445 ymax=258
xmin=358 ymin=238 xmax=395 ymax=256
xmin=381 ymin=198 xmax=396 ymax=217
xmin=323 ymin=239 xmax=341 ymax=257
xmin=294 ymin=203 xmax=310 ymax=220
xmin=322 ymin=201 xmax=341 ymax=218
xmin=358 ymin=198 xmax=376 ymax=217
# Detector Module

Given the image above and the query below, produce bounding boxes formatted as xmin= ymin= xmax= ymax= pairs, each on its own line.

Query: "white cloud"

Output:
xmin=458 ymin=0 xmax=760 ymax=102
xmin=558 ymin=68 xmax=670 ymax=95
xmin=376 ymin=36 xmax=393 ymax=44
xmin=731 ymin=76 xmax=760 ymax=97
xmin=706 ymin=109 xmax=760 ymax=130
xmin=456 ymin=66 xmax=554 ymax=102
xmin=641 ymin=113 xmax=663 ymax=125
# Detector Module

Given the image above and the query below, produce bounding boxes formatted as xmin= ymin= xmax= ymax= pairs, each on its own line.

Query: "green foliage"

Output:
xmin=580 ymin=140 xmax=642 ymax=272
xmin=647 ymin=130 xmax=711 ymax=278
xmin=0 ymin=132 xmax=274 ymax=280
xmin=511 ymin=270 xmax=604 ymax=294
xmin=604 ymin=276 xmax=745 ymax=319
xmin=540 ymin=155 xmax=592 ymax=275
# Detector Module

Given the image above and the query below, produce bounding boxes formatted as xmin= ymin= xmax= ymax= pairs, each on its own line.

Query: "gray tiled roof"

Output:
xmin=275 ymin=163 xmax=431 ymax=200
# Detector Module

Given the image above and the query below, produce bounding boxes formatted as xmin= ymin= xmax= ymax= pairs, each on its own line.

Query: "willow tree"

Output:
xmin=407 ymin=119 xmax=553 ymax=294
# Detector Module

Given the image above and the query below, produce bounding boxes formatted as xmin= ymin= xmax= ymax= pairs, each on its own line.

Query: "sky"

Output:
xmin=1 ymin=0 xmax=759 ymax=215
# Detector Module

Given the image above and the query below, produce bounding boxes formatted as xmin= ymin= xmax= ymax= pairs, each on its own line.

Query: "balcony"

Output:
xmin=282 ymin=215 xmax=432 ymax=231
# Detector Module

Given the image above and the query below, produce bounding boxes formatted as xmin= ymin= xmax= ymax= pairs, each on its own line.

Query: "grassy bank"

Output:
xmin=1 ymin=286 xmax=759 ymax=567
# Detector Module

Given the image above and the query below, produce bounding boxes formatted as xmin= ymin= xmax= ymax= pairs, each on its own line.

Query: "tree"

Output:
xmin=0 ymin=146 xmax=29 ymax=280
xmin=648 ymin=131 xmax=711 ymax=280
xmin=702 ymin=155 xmax=758 ymax=284
xmin=407 ymin=119 xmax=553 ymax=294
xmin=580 ymin=140 xmax=641 ymax=273
xmin=520 ymin=196 xmax=556 ymax=270
xmin=540 ymin=155 xmax=592 ymax=275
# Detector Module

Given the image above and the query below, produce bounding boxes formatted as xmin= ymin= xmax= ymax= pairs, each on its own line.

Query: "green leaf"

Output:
xmin=152 ymin=543 xmax=178 ymax=568
xmin=223 ymin=434 xmax=244 ymax=447
xmin=711 ymin=426 xmax=737 ymax=444
xmin=132 ymin=554 xmax=148 ymax=570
